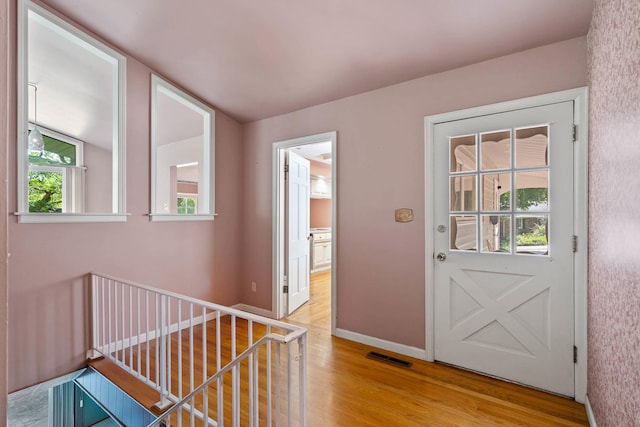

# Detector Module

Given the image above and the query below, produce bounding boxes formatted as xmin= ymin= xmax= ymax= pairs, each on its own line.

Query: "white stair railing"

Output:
xmin=89 ymin=273 xmax=307 ymax=426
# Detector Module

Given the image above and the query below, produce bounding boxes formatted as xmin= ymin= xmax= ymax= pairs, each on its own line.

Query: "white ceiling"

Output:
xmin=28 ymin=9 xmax=115 ymax=151
xmin=36 ymin=0 xmax=594 ymax=127
xmin=156 ymin=89 xmax=204 ymax=146
xmin=292 ymin=141 xmax=333 ymax=165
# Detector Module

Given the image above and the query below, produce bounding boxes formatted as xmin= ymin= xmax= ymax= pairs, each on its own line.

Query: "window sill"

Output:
xmin=148 ymin=213 xmax=217 ymax=222
xmin=15 ymin=212 xmax=129 ymax=224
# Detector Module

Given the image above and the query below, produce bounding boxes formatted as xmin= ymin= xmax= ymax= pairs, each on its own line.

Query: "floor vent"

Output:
xmin=366 ymin=351 xmax=412 ymax=368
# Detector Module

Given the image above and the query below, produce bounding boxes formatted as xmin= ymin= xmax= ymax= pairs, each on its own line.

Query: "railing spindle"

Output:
xmin=88 ymin=273 xmax=307 ymax=427
xmin=137 ymin=288 xmax=141 ymax=378
xmin=216 ymin=310 xmax=223 ymax=427
xmin=129 ymin=285 xmax=133 ymax=370
xmin=178 ymin=301 xmax=183 ymax=399
xmin=108 ymin=280 xmax=112 ymax=356
xmin=146 ymin=290 xmax=150 ymax=383
xmin=158 ymin=294 xmax=168 ymax=408
xmin=248 ymin=319 xmax=254 ymax=427
xmin=113 ymin=282 xmax=120 ymax=362
xmin=267 ymin=325 xmax=272 ymax=427
xmin=91 ymin=275 xmax=97 ymax=358
xmin=101 ymin=278 xmax=106 ymax=354
xmin=202 ymin=306 xmax=208 ymax=424
xmin=232 ymin=315 xmax=239 ymax=426
xmin=167 ymin=297 xmax=172 ymax=401
xmin=155 ymin=293 xmax=160 ymax=386
xmin=121 ymin=282 xmax=125 ymax=363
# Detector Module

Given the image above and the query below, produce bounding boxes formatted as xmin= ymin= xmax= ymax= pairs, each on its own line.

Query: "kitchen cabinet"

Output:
xmin=311 ymin=230 xmax=332 ymax=271
xmin=310 ymin=176 xmax=331 ymax=199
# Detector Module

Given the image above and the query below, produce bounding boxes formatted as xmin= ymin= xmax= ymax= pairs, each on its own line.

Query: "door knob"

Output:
xmin=436 ymin=252 xmax=446 ymax=261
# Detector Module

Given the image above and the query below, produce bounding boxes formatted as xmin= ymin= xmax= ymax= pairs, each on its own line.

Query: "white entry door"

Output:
xmin=433 ymin=101 xmax=575 ymax=396
xmin=286 ymin=151 xmax=311 ymax=314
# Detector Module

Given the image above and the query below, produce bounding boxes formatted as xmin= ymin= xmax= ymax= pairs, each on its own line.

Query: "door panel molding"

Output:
xmin=424 ymin=87 xmax=588 ymax=402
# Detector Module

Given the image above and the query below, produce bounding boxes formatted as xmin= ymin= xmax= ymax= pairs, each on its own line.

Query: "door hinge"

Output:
xmin=572 ymin=125 xmax=577 ymax=142
xmin=283 ymin=285 xmax=289 ymax=294
xmin=572 ymin=235 xmax=578 ymax=253
xmin=573 ymin=345 xmax=578 ymax=363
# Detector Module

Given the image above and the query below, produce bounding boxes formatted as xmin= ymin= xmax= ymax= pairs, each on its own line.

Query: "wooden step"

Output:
xmin=87 ymin=357 xmax=170 ymax=417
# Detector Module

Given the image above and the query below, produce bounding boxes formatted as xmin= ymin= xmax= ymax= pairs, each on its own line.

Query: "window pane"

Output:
xmin=481 ymin=130 xmax=511 ymax=171
xmin=450 ymin=135 xmax=477 ymax=173
xmin=481 ymin=215 xmax=510 ymax=253
xmin=516 ymin=126 xmax=548 ymax=168
xmin=28 ymin=170 xmax=63 ymax=212
xmin=450 ymin=215 xmax=477 ymax=251
xmin=515 ymin=171 xmax=548 ymax=212
xmin=450 ymin=176 xmax=476 ymax=212
xmin=481 ymin=173 xmax=510 ymax=211
xmin=515 ymin=216 xmax=548 ymax=255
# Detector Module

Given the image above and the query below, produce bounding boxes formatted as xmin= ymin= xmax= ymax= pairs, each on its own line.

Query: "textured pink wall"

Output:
xmin=587 ymin=1 xmax=640 ymax=424
xmin=6 ymin=6 xmax=244 ymax=391
xmin=241 ymin=37 xmax=588 ymax=349
xmin=1 ymin=0 xmax=10 ymax=419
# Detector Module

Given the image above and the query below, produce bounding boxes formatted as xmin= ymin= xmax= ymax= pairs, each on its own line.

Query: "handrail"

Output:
xmin=92 ymin=272 xmax=304 ymax=336
xmin=90 ymin=272 xmax=308 ymax=427
xmin=147 ymin=334 xmax=276 ymax=426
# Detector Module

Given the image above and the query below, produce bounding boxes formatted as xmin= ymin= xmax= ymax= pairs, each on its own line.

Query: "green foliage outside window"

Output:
xmin=177 ymin=197 xmax=196 ymax=214
xmin=27 ymin=132 xmax=78 ymax=213
xmin=516 ymin=220 xmax=548 ymax=246
xmin=500 ymin=188 xmax=548 ymax=211
xmin=28 ymin=171 xmax=63 ymax=212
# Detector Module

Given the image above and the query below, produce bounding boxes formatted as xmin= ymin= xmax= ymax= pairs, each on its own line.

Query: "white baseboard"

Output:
xmin=334 ymin=328 xmax=428 ymax=361
xmin=95 ymin=311 xmax=218 ymax=356
xmin=585 ymin=395 xmax=598 ymax=427
xmin=232 ymin=303 xmax=275 ymax=319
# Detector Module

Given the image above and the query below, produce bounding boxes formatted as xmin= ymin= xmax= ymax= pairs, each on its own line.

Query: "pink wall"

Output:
xmin=587 ymin=1 xmax=640 ymax=424
xmin=241 ymin=37 xmax=588 ymax=349
xmin=6 ymin=4 xmax=244 ymax=392
xmin=1 ymin=0 xmax=9 ymax=419
xmin=309 ymin=160 xmax=331 ymax=178
xmin=309 ymin=160 xmax=332 ymax=228
xmin=310 ymin=199 xmax=331 ymax=229
xmin=84 ymin=143 xmax=112 ymax=212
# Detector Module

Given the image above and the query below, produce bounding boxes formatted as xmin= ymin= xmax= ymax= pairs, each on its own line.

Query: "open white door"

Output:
xmin=286 ymin=150 xmax=311 ymax=314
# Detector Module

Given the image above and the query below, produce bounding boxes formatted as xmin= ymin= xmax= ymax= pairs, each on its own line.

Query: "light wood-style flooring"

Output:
xmin=283 ymin=270 xmax=588 ymax=426
xmin=92 ymin=270 xmax=588 ymax=426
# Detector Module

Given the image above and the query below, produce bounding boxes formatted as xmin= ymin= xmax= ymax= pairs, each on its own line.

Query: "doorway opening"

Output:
xmin=272 ymin=131 xmax=337 ymax=334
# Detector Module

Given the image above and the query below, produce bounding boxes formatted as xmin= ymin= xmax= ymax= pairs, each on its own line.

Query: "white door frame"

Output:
xmin=272 ymin=131 xmax=337 ymax=333
xmin=424 ymin=87 xmax=588 ymax=402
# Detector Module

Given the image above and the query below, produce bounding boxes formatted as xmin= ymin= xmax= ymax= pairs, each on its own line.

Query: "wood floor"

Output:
xmin=93 ymin=270 xmax=588 ymax=426
xmin=284 ymin=270 xmax=588 ymax=426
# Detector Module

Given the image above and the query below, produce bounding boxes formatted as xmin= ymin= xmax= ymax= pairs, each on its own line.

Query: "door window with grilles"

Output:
xmin=449 ymin=126 xmax=550 ymax=255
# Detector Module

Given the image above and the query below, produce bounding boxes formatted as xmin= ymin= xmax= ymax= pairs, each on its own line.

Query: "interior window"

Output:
xmin=17 ymin=0 xmax=126 ymax=223
xmin=150 ymin=74 xmax=215 ymax=221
